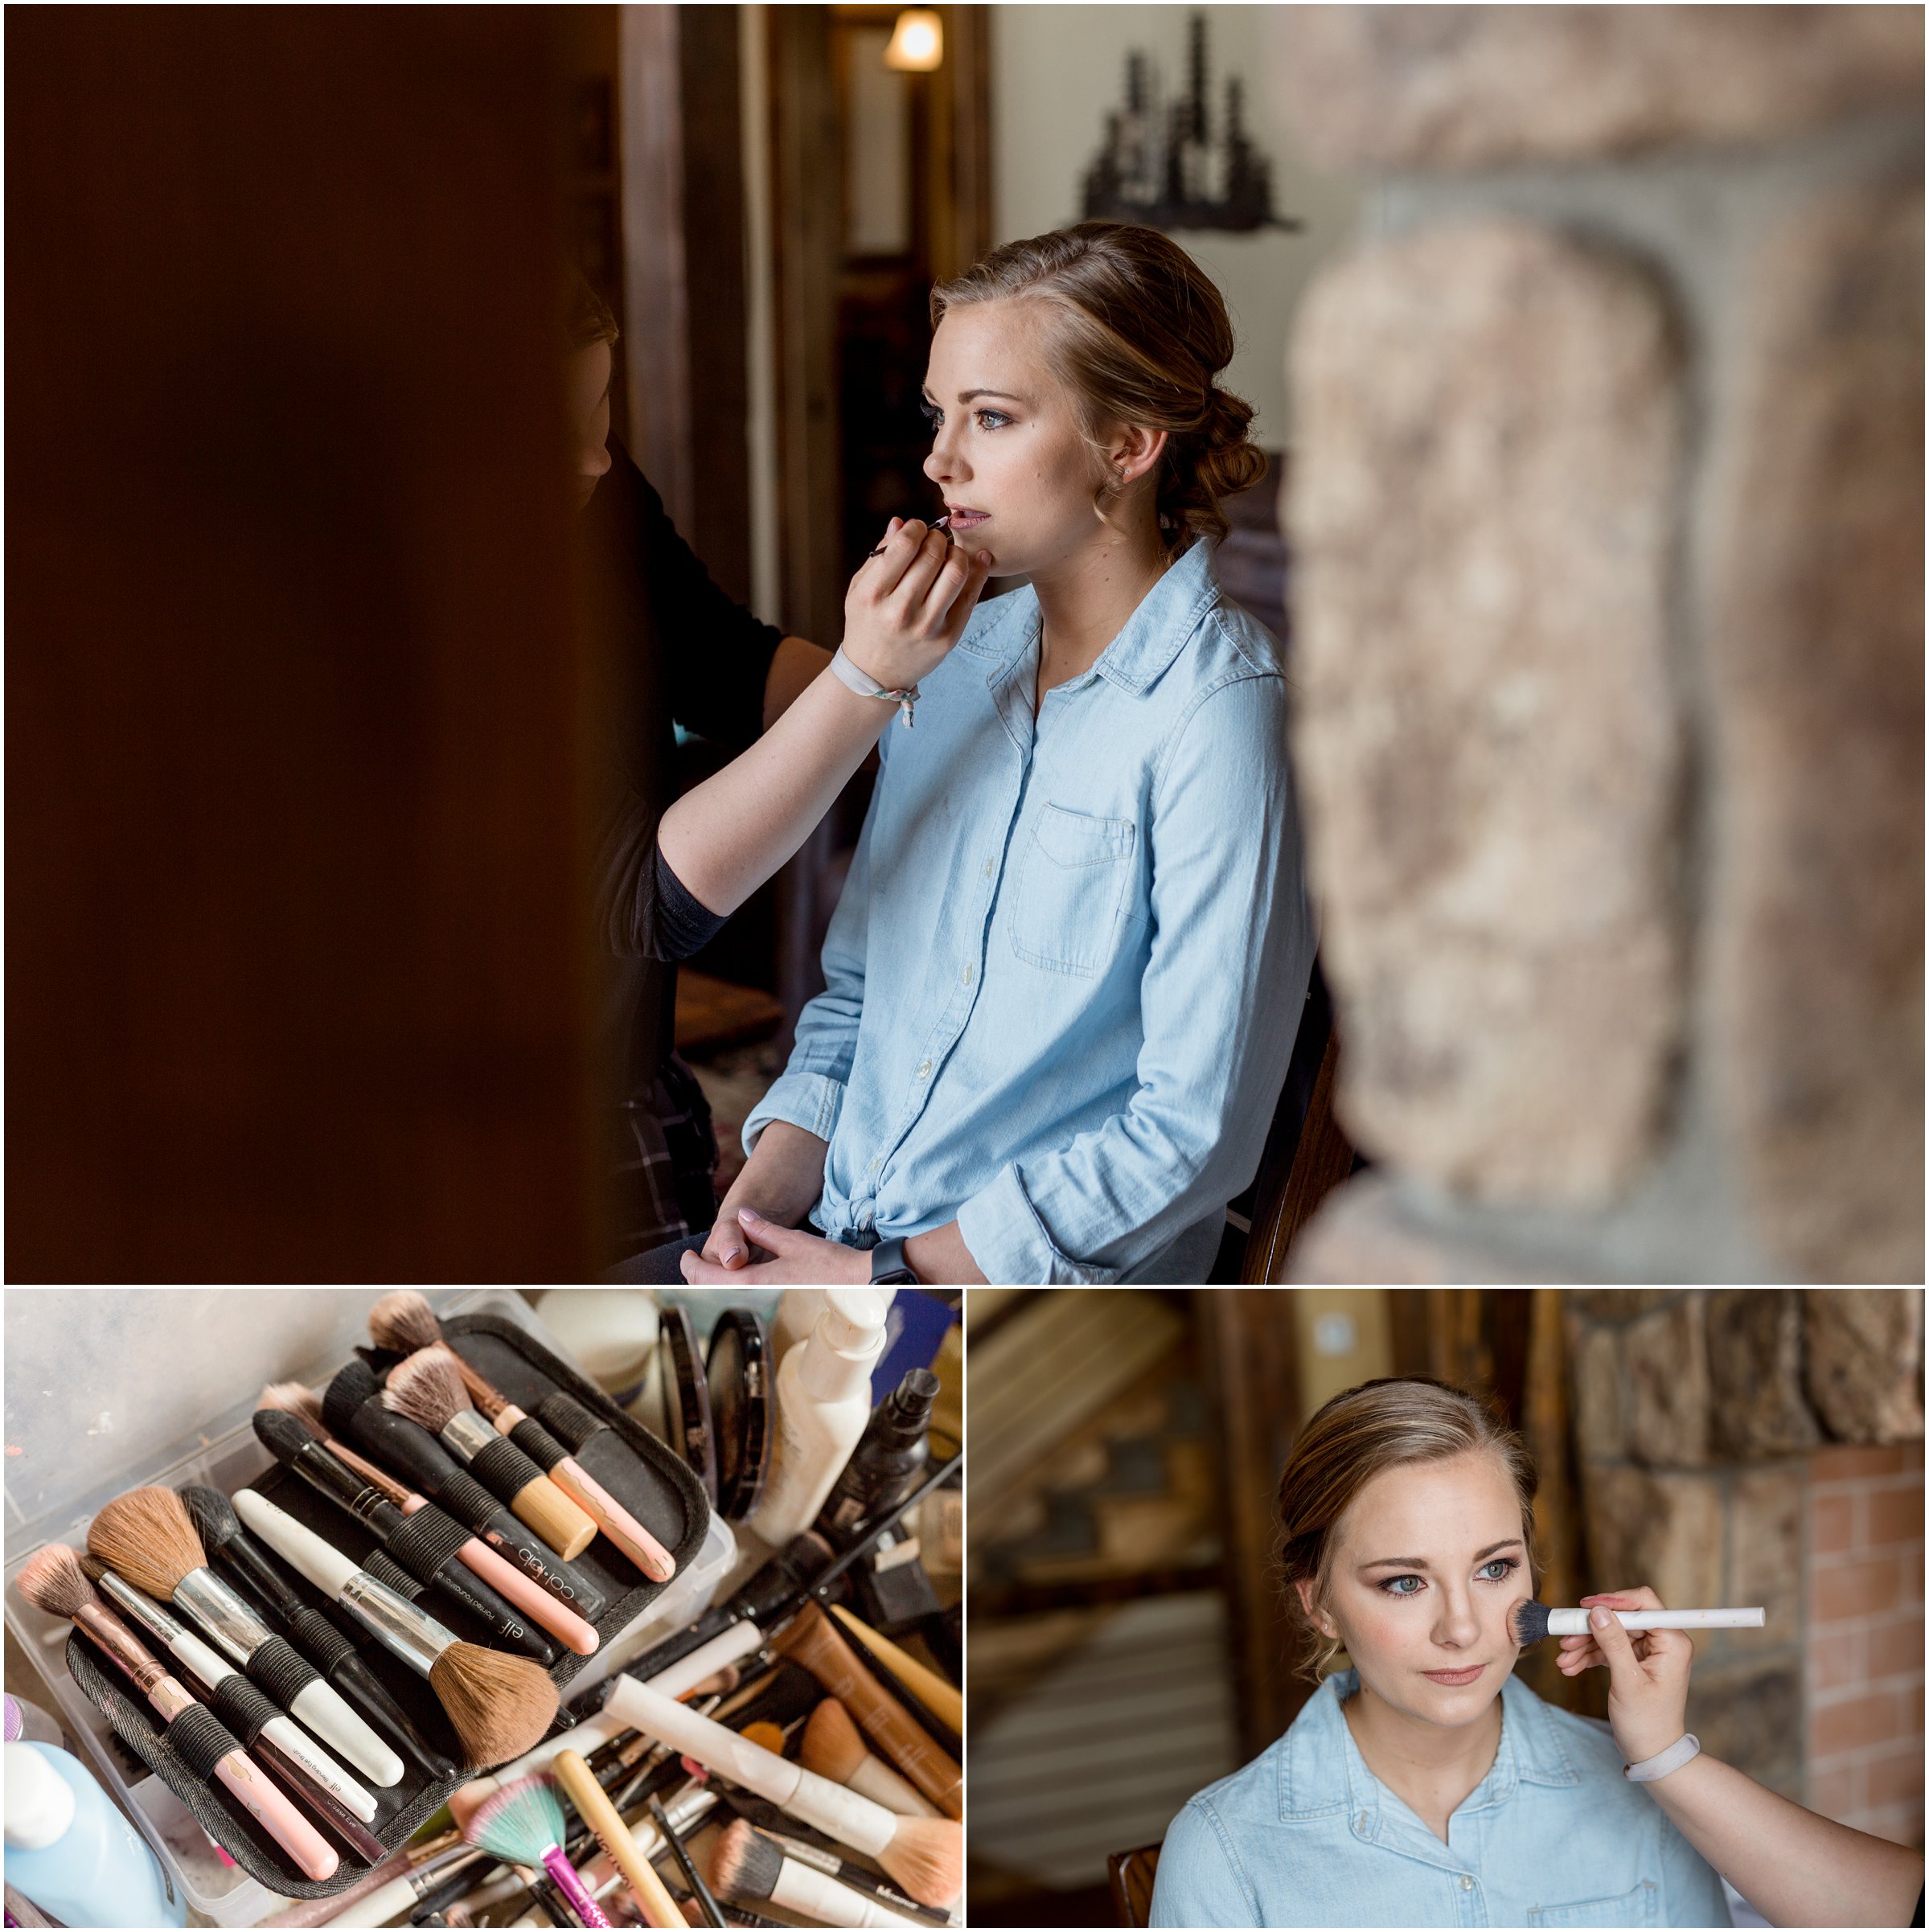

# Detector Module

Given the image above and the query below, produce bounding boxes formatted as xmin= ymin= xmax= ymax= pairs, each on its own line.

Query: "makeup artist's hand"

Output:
xmin=679 ymin=1209 xmax=870 ymax=1285
xmin=1556 ymin=1585 xmax=1694 ymax=1765
xmin=841 ymin=517 xmax=992 ymax=691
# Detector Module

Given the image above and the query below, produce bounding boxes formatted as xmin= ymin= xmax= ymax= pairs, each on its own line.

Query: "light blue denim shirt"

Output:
xmin=1150 ymin=1669 xmax=1733 ymax=1928
xmin=742 ymin=537 xmax=1316 ymax=1282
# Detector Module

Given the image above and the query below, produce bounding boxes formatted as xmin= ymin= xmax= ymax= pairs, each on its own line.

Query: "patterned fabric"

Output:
xmin=609 ymin=1052 xmax=720 ymax=1256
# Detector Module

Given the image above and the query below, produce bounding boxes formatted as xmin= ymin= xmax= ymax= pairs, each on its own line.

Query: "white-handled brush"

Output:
xmin=1512 ymin=1600 xmax=1764 ymax=1646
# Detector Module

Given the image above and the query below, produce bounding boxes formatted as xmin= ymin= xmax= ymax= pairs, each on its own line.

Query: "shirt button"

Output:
xmin=1355 ymin=1813 xmax=1368 ymax=1833
xmin=917 ymin=1060 xmax=932 ymax=1081
xmin=870 ymin=1155 xmax=881 ymax=1174
xmin=960 ymin=962 xmax=974 ymax=986
xmin=983 ymin=857 xmax=995 ymax=879
xmin=1459 ymin=1876 xmax=1474 ymax=1892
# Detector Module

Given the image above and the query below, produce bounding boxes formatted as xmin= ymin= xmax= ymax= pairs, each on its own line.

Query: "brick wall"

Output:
xmin=1560 ymin=1289 xmax=1922 ymax=1836
xmin=1270 ymin=5 xmax=1924 ymax=1286
xmin=1808 ymin=1442 xmax=1926 ymax=1846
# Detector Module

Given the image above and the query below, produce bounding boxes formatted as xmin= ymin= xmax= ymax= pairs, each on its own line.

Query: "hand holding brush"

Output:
xmin=232 ymin=1487 xmax=560 ymax=1769
xmin=371 ymin=1293 xmax=675 ymax=1581
xmin=86 ymin=1486 xmax=404 ymax=1787
xmin=16 ymin=1545 xmax=339 ymax=1881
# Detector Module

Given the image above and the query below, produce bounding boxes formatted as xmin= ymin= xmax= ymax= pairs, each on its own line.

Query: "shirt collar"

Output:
xmin=1277 ymin=1668 xmax=1583 ymax=1834
xmin=959 ymin=536 xmax=1223 ymax=697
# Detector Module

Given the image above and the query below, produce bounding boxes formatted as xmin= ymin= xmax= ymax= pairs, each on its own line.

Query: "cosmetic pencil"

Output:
xmin=17 ymin=1545 xmax=339 ymax=1881
xmin=177 ymin=1483 xmax=464 ymax=1781
xmin=86 ymin=1485 xmax=404 ymax=1788
xmin=323 ymin=1363 xmax=607 ymax=1618
xmin=644 ymin=1795 xmax=726 ymax=1929
xmin=384 ymin=1351 xmax=597 ymax=1560
xmin=369 ymin=1294 xmax=675 ymax=1582
xmin=596 ymin=1676 xmax=962 ymax=1908
xmin=84 ymin=1565 xmax=387 ymax=1860
xmin=1511 ymin=1600 xmax=1767 ymax=1646
xmin=248 ymin=1413 xmax=560 ymax=1663
xmin=264 ymin=1382 xmax=605 ymax=1649
xmin=773 ymin=1602 xmax=960 ymax=1817
xmin=233 ymin=1486 xmax=560 ymax=1769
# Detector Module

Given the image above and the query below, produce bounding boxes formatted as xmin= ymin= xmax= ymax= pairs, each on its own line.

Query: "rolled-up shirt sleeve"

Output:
xmin=954 ymin=672 xmax=1315 ymax=1283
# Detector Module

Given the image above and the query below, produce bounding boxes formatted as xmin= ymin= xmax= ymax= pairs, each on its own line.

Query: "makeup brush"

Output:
xmin=262 ymin=1384 xmax=604 ymax=1649
xmin=84 ymin=1561 xmax=383 ymax=1849
xmin=550 ymin=1748 xmax=687 ymax=1928
xmin=802 ymin=1698 xmax=938 ymax=1817
xmin=774 ymin=1602 xmax=960 ymax=1817
xmin=645 ymin=1794 xmax=726 ymax=1928
xmin=597 ymin=1676 xmax=962 ymax=1908
xmin=324 ymin=1362 xmax=607 ymax=1618
xmin=710 ymin=1819 xmax=921 ymax=1931
xmin=86 ymin=1486 xmax=404 ymax=1788
xmin=232 ymin=1486 xmax=560 ymax=1770
xmin=461 ymin=1775 xmax=611 ymax=1928
xmin=370 ymin=1294 xmax=676 ymax=1583
xmin=247 ymin=1414 xmax=562 ymax=1665
xmin=827 ymin=1606 xmax=963 ymax=1736
xmin=733 ymin=1811 xmax=958 ymax=1929
xmin=177 ymin=1483 xmax=464 ymax=1782
xmin=16 ymin=1545 xmax=339 ymax=1881
xmin=383 ymin=1350 xmax=597 ymax=1561
xmin=1511 ymin=1600 xmax=1767 ymax=1647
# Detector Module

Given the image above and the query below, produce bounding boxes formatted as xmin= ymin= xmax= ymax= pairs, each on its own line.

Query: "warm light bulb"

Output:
xmin=884 ymin=9 xmax=943 ymax=72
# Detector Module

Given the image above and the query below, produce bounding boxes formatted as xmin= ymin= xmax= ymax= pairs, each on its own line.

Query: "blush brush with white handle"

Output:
xmin=1512 ymin=1600 xmax=1765 ymax=1646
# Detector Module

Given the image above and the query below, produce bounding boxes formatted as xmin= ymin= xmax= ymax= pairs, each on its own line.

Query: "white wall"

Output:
xmin=989 ymin=5 xmax=1362 ymax=448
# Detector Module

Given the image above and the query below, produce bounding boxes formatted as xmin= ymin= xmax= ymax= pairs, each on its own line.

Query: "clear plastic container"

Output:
xmin=3 ymin=1287 xmax=725 ymax=1926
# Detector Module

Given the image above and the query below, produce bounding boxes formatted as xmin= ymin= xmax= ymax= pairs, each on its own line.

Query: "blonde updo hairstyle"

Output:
xmin=930 ymin=221 xmax=1266 ymax=556
xmin=1277 ymin=1376 xmax=1542 ymax=1684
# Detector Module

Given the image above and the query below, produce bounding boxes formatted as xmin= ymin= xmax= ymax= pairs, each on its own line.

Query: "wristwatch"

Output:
xmin=831 ymin=645 xmax=920 ymax=728
xmin=868 ymin=1236 xmax=919 ymax=1284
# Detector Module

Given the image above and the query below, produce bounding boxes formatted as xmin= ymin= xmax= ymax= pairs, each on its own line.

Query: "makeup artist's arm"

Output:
xmin=763 ymin=635 xmax=832 ymax=728
xmin=1566 ymin=1589 xmax=1924 ymax=1928
xmin=657 ymin=521 xmax=988 ymax=917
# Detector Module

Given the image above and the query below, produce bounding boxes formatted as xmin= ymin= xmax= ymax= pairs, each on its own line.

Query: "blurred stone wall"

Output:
xmin=1566 ymin=1288 xmax=1923 ymax=1840
xmin=1272 ymin=6 xmax=1923 ymax=1285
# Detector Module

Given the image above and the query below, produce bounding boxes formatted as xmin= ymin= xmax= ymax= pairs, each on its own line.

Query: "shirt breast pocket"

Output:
xmin=1527 ymin=1881 xmax=1658 ymax=1926
xmin=1009 ymin=803 xmax=1138 ymax=978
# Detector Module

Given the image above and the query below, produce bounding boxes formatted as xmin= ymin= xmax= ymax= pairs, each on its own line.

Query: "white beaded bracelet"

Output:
xmin=1624 ymin=1733 xmax=1701 ymax=1782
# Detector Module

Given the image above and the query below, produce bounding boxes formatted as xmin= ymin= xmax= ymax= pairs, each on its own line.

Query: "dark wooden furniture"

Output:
xmin=1107 ymin=1842 xmax=1164 ymax=1928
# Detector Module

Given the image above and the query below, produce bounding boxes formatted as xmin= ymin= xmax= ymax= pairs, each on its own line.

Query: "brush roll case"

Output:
xmin=35 ymin=1303 xmax=712 ymax=1909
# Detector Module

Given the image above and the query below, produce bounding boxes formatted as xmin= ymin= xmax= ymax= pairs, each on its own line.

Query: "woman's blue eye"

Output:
xmin=975 ymin=408 xmax=1012 ymax=430
xmin=1376 ymin=1556 xmax=1519 ymax=1598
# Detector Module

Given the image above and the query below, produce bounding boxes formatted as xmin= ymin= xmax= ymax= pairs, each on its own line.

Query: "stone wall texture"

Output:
xmin=1567 ymin=1290 xmax=1923 ymax=1833
xmin=1706 ymin=179 xmax=1926 ymax=1286
xmin=1275 ymin=6 xmax=1923 ymax=170
xmin=1290 ymin=220 xmax=1681 ymax=1206
xmin=1279 ymin=3 xmax=1923 ymax=1284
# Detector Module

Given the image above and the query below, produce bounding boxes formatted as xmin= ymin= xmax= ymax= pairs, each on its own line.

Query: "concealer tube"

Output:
xmin=773 ymin=1602 xmax=962 ymax=1818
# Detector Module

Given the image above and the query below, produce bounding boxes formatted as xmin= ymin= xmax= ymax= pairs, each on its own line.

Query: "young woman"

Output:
xmin=649 ymin=221 xmax=1316 ymax=1285
xmin=566 ymin=277 xmax=989 ymax=1261
xmin=1150 ymin=1379 xmax=1733 ymax=1927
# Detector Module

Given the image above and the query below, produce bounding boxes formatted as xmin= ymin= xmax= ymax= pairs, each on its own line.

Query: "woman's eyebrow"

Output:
xmin=921 ymin=387 xmax=1030 ymax=406
xmin=1358 ymin=1538 xmax=1524 ymax=1571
